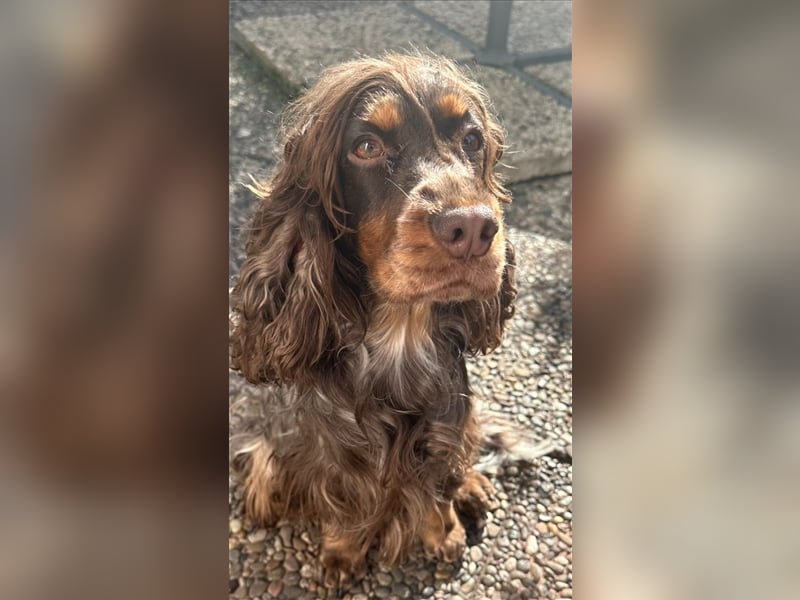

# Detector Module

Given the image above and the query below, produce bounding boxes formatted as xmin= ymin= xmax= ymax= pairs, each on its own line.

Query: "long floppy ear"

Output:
xmin=230 ymin=79 xmax=368 ymax=386
xmin=230 ymin=192 xmax=352 ymax=386
xmin=455 ymin=239 xmax=517 ymax=354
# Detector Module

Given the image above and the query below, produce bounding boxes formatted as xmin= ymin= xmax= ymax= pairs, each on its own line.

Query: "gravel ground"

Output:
xmin=228 ymin=12 xmax=573 ymax=599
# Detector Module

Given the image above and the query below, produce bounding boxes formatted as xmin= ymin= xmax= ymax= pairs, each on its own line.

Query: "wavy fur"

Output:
xmin=230 ymin=53 xmax=517 ymax=587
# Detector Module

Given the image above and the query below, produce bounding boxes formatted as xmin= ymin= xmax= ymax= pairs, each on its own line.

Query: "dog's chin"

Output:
xmin=429 ymin=279 xmax=501 ymax=303
xmin=379 ymin=276 xmax=502 ymax=305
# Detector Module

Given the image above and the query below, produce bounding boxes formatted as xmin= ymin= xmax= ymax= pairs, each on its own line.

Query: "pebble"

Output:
xmin=284 ymin=555 xmax=299 ymax=571
xmin=525 ymin=535 xmax=538 ymax=554
xmin=487 ymin=523 xmax=501 ymax=537
xmin=278 ymin=525 xmax=293 ymax=547
xmin=282 ymin=586 xmax=303 ymax=599
xmin=470 ymin=546 xmax=483 ymax=561
xmin=376 ymin=572 xmax=392 ymax=586
xmin=546 ymin=560 xmax=565 ymax=575
xmin=288 ymin=539 xmax=304 ymax=553
xmin=247 ymin=528 xmax=267 ymax=543
xmin=267 ymin=580 xmax=283 ymax=598
xmin=374 ymin=586 xmax=391 ymax=598
xmin=300 ymin=563 xmax=314 ymax=578
xmin=249 ymin=579 xmax=267 ymax=596
xmin=461 ymin=579 xmax=476 ymax=594
xmin=421 ymin=585 xmax=435 ymax=598
xmin=230 ymin=519 xmax=242 ymax=534
xmin=533 ymin=523 xmax=550 ymax=533
xmin=504 ymin=557 xmax=517 ymax=572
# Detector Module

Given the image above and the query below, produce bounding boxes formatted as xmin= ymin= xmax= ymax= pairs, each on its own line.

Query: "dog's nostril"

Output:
xmin=480 ymin=220 xmax=499 ymax=241
xmin=432 ymin=206 xmax=498 ymax=259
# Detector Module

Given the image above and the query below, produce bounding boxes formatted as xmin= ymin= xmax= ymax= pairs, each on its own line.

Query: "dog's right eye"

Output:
xmin=353 ymin=138 xmax=385 ymax=160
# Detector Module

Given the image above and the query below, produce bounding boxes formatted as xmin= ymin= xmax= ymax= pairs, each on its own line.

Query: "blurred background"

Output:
xmin=0 ymin=0 xmax=798 ymax=599
xmin=574 ymin=1 xmax=800 ymax=599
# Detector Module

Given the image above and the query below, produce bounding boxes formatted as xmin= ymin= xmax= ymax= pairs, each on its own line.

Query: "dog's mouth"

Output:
xmin=427 ymin=273 xmax=501 ymax=302
xmin=379 ymin=253 xmax=504 ymax=303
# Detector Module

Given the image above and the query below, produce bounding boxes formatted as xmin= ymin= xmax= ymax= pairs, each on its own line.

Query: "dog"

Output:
xmin=230 ymin=53 xmax=517 ymax=589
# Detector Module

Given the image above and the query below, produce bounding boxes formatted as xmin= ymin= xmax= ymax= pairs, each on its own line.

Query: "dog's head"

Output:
xmin=231 ymin=54 xmax=516 ymax=385
xmin=337 ymin=56 xmax=509 ymax=303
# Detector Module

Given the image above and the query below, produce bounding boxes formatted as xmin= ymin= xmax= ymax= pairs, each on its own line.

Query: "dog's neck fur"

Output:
xmin=360 ymin=300 xmax=465 ymax=417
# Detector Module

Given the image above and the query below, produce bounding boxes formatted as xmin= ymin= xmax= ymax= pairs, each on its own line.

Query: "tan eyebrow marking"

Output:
xmin=365 ymin=97 xmax=403 ymax=132
xmin=436 ymin=93 xmax=469 ymax=119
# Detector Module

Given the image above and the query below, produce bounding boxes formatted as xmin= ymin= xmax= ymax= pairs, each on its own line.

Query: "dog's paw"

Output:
xmin=319 ymin=529 xmax=367 ymax=591
xmin=423 ymin=517 xmax=466 ymax=563
xmin=320 ymin=546 xmax=367 ymax=590
xmin=453 ymin=470 xmax=495 ymax=525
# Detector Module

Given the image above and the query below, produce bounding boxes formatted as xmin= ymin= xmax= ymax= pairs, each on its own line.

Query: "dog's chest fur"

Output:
xmin=303 ymin=302 xmax=471 ymax=480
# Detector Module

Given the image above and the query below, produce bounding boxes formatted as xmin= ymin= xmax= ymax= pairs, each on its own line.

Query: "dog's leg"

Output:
xmin=421 ymin=501 xmax=466 ymax=562
xmin=320 ymin=524 xmax=368 ymax=590
xmin=453 ymin=469 xmax=495 ymax=527
xmin=236 ymin=438 xmax=281 ymax=526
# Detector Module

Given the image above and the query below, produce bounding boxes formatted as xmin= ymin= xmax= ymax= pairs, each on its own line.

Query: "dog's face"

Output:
xmin=339 ymin=68 xmax=509 ymax=304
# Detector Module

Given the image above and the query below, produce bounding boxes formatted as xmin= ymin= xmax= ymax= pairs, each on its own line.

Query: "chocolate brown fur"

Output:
xmin=231 ymin=53 xmax=516 ymax=586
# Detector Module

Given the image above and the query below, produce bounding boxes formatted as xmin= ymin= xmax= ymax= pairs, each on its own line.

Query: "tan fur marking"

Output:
xmin=421 ymin=502 xmax=466 ymax=562
xmin=453 ymin=469 xmax=495 ymax=522
xmin=241 ymin=438 xmax=279 ymax=525
xmin=367 ymin=98 xmax=402 ymax=131
xmin=320 ymin=524 xmax=369 ymax=589
xmin=437 ymin=93 xmax=469 ymax=119
xmin=358 ymin=214 xmax=390 ymax=267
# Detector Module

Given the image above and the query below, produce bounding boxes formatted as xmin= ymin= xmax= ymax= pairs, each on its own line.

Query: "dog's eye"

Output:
xmin=462 ymin=131 xmax=483 ymax=153
xmin=353 ymin=138 xmax=385 ymax=160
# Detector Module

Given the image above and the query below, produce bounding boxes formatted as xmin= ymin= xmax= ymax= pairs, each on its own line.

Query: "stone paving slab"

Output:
xmin=232 ymin=1 xmax=571 ymax=181
xmin=411 ymin=0 xmax=572 ymax=56
xmin=471 ymin=64 xmax=572 ymax=181
xmin=525 ymin=62 xmax=573 ymax=98
xmin=233 ymin=3 xmax=470 ymax=94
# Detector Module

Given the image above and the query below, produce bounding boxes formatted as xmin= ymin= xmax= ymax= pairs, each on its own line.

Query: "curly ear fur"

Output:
xmin=230 ymin=64 xmax=374 ymax=385
xmin=230 ymin=194 xmax=361 ymax=386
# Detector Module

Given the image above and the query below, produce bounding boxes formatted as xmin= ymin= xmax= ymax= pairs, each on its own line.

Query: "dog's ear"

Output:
xmin=230 ymin=186 xmax=364 ymax=386
xmin=455 ymin=238 xmax=517 ymax=354
xmin=230 ymin=122 xmax=367 ymax=386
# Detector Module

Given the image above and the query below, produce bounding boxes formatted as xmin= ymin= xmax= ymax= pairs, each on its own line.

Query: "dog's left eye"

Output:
xmin=462 ymin=131 xmax=483 ymax=153
xmin=353 ymin=138 xmax=385 ymax=160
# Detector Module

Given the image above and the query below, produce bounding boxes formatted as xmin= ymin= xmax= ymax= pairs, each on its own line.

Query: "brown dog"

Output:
xmin=231 ymin=53 xmax=516 ymax=589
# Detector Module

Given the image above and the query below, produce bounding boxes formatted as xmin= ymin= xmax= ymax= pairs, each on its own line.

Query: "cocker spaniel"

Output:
xmin=231 ymin=53 xmax=517 ymax=589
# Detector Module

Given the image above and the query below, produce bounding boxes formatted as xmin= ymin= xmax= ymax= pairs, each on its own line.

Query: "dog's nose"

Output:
xmin=431 ymin=206 xmax=499 ymax=259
